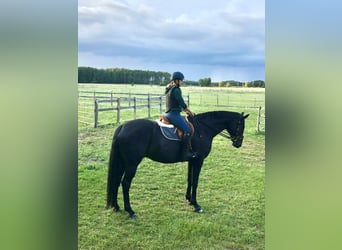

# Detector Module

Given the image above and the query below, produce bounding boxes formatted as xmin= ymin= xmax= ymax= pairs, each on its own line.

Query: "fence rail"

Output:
xmin=93 ymin=95 xmax=168 ymax=127
xmin=78 ymin=90 xmax=264 ymax=129
xmin=78 ymin=91 xmax=189 ymax=128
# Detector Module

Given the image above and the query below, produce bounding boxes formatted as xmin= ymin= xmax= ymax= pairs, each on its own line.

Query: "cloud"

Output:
xmin=78 ymin=0 xmax=265 ymax=81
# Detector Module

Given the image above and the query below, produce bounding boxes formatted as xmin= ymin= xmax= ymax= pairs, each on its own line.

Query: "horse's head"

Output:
xmin=228 ymin=112 xmax=249 ymax=148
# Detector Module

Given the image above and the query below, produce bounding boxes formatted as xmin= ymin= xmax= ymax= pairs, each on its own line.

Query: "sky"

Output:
xmin=78 ymin=0 xmax=264 ymax=82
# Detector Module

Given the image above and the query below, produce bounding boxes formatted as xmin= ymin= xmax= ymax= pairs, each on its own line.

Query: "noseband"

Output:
xmin=231 ymin=133 xmax=244 ymax=144
xmin=229 ymin=120 xmax=244 ymax=144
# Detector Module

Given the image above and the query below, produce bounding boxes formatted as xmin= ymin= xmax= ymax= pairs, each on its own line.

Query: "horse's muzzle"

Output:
xmin=231 ymin=135 xmax=243 ymax=148
xmin=233 ymin=142 xmax=242 ymax=148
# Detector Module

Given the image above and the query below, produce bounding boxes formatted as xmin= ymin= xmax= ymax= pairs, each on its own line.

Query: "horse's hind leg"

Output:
xmin=111 ymin=167 xmax=124 ymax=212
xmin=121 ymin=167 xmax=138 ymax=218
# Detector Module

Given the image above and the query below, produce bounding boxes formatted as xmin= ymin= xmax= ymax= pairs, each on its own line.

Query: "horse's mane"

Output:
xmin=194 ymin=110 xmax=240 ymax=120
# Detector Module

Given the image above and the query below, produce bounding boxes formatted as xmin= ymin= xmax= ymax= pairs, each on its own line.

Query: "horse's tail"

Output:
xmin=106 ymin=125 xmax=124 ymax=209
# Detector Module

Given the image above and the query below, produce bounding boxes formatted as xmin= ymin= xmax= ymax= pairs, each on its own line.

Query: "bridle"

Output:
xmin=229 ymin=120 xmax=244 ymax=144
xmin=193 ymin=115 xmax=243 ymax=143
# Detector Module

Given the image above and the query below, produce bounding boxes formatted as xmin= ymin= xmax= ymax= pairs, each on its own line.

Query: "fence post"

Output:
xmin=187 ymin=94 xmax=190 ymax=106
xmin=217 ymin=94 xmax=219 ymax=106
xmin=110 ymin=91 xmax=113 ymax=106
xmin=256 ymin=106 xmax=261 ymax=132
xmin=148 ymin=94 xmax=151 ymax=118
xmin=159 ymin=96 xmax=162 ymax=114
xmin=117 ymin=97 xmax=121 ymax=123
xmin=94 ymin=99 xmax=98 ymax=128
xmin=133 ymin=97 xmax=136 ymax=119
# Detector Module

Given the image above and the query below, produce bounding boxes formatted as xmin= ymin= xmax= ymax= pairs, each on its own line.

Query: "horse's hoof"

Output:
xmin=114 ymin=207 xmax=121 ymax=212
xmin=129 ymin=213 xmax=138 ymax=219
xmin=194 ymin=207 xmax=203 ymax=213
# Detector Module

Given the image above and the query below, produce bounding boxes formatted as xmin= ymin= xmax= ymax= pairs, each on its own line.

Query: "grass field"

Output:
xmin=78 ymin=84 xmax=265 ymax=249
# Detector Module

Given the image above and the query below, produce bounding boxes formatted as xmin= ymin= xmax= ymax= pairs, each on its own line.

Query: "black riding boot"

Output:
xmin=181 ymin=133 xmax=197 ymax=160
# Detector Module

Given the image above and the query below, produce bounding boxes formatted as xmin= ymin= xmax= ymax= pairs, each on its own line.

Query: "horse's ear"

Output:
xmin=244 ymin=114 xmax=249 ymax=119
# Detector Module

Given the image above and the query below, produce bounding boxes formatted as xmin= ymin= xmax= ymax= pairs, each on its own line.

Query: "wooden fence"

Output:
xmin=78 ymin=91 xmax=189 ymax=128
xmin=192 ymin=94 xmax=263 ymax=108
xmin=94 ymin=95 xmax=165 ymax=128
xmin=256 ymin=106 xmax=265 ymax=133
xmin=78 ymin=90 xmax=264 ymax=130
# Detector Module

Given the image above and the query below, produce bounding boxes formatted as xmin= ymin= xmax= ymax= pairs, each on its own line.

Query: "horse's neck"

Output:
xmin=207 ymin=119 xmax=227 ymax=136
xmin=197 ymin=112 xmax=234 ymax=138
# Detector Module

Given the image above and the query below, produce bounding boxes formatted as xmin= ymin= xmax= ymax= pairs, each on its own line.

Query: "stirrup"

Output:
xmin=189 ymin=151 xmax=198 ymax=158
xmin=183 ymin=150 xmax=198 ymax=159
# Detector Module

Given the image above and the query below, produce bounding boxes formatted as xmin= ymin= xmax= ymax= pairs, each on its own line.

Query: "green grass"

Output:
xmin=78 ymin=84 xmax=265 ymax=249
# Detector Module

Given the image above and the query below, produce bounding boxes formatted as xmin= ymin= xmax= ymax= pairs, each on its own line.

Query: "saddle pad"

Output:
xmin=155 ymin=120 xmax=181 ymax=141
xmin=156 ymin=119 xmax=174 ymax=128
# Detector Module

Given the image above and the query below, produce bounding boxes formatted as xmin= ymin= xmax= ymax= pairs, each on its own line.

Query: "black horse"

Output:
xmin=106 ymin=111 xmax=249 ymax=218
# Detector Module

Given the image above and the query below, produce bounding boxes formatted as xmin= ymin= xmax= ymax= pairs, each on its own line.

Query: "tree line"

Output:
xmin=78 ymin=67 xmax=265 ymax=87
xmin=78 ymin=67 xmax=171 ymax=85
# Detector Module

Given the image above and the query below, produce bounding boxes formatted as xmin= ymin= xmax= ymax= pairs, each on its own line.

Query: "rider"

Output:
xmin=164 ymin=72 xmax=197 ymax=160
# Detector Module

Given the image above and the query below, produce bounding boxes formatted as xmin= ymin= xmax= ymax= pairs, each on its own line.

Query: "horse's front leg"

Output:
xmin=188 ymin=159 xmax=203 ymax=213
xmin=185 ymin=163 xmax=193 ymax=203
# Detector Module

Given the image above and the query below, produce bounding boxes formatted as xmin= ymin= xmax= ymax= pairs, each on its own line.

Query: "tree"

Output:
xmin=198 ymin=77 xmax=211 ymax=87
xmin=244 ymin=80 xmax=265 ymax=88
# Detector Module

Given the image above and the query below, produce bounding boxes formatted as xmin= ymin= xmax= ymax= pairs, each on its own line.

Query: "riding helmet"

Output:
xmin=172 ymin=71 xmax=184 ymax=81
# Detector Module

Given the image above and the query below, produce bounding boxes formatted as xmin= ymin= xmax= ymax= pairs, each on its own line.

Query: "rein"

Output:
xmin=192 ymin=116 xmax=232 ymax=140
xmin=219 ymin=131 xmax=232 ymax=140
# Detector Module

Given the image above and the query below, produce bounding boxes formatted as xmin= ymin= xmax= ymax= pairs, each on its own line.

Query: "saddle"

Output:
xmin=156 ymin=115 xmax=194 ymax=141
